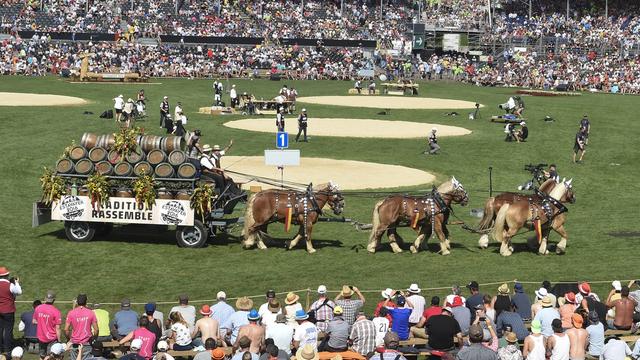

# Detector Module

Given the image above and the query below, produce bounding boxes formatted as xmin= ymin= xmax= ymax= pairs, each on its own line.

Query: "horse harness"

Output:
xmin=400 ymin=189 xmax=448 ymax=233
xmin=527 ymin=190 xmax=568 ymax=224
xmin=272 ymin=189 xmax=323 ymax=237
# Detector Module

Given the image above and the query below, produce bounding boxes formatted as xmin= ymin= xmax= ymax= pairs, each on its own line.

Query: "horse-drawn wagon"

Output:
xmin=32 ymin=130 xmax=245 ymax=248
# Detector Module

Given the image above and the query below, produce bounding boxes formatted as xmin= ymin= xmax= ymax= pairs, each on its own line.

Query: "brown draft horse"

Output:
xmin=242 ymin=182 xmax=344 ymax=253
xmin=477 ymin=178 xmax=558 ymax=249
xmin=368 ymin=177 xmax=469 ymax=255
xmin=492 ymin=179 xmax=575 ymax=256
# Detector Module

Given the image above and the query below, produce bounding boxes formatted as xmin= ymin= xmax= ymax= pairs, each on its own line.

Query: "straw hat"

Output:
xmin=407 ymin=283 xmax=421 ymax=293
xmin=341 ymin=285 xmax=354 ymax=297
xmin=268 ymin=299 xmax=281 ymax=313
xmin=212 ymin=145 xmax=221 ymax=151
xmin=541 ymin=296 xmax=553 ymax=307
xmin=202 ymin=144 xmax=212 ymax=153
xmin=498 ymin=283 xmax=510 ymax=295
xmin=285 ymin=292 xmax=299 ymax=305
xmin=381 ymin=288 xmax=393 ymax=299
xmin=296 ymin=344 xmax=319 ymax=360
xmin=505 ymin=332 xmax=518 ymax=343
xmin=235 ymin=297 xmax=253 ymax=311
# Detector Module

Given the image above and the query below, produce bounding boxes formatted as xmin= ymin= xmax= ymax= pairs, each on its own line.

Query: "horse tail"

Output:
xmin=369 ymin=199 xmax=386 ymax=243
xmin=242 ymin=193 xmax=257 ymax=238
xmin=478 ymin=197 xmax=496 ymax=230
xmin=492 ymin=203 xmax=510 ymax=243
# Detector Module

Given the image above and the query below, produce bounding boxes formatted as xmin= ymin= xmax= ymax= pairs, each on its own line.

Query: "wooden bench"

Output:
xmin=101 ymin=341 xmax=129 ymax=349
xmin=620 ymin=335 xmax=640 ymax=344
xmin=399 ymin=338 xmax=427 ymax=346
xmin=347 ymin=89 xmax=379 ymax=95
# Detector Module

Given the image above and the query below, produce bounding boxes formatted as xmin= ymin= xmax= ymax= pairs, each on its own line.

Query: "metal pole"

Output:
xmin=488 ymin=167 xmax=493 ymax=197
xmin=487 ymin=0 xmax=492 ymax=31
xmin=301 ymin=0 xmax=304 ymax=16
xmin=529 ymin=0 xmax=532 ymax=18
xmin=605 ymin=0 xmax=608 ymax=18
xmin=380 ymin=0 xmax=383 ymax=19
xmin=566 ymin=0 xmax=569 ymax=19
xmin=341 ymin=0 xmax=343 ymax=17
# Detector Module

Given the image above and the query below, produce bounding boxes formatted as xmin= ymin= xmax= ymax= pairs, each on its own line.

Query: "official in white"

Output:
xmin=113 ymin=94 xmax=124 ymax=123
xmin=229 ymin=85 xmax=238 ymax=108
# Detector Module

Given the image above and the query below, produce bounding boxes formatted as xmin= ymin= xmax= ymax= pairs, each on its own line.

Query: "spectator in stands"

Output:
xmin=193 ymin=305 xmax=219 ymax=345
xmin=143 ymin=303 xmax=162 ymax=349
xmin=232 ymin=336 xmax=258 ymax=360
xmin=546 ymin=319 xmax=570 ymax=360
xmin=495 ymin=306 xmax=528 ymax=342
xmin=293 ymin=310 xmax=317 ymax=352
xmin=261 ymin=300 xmax=280 ymax=330
xmin=119 ymin=317 xmax=156 ymax=360
xmin=212 ymin=292 xmax=234 ymax=339
xmin=260 ymin=339 xmax=288 ymax=360
xmin=586 ymin=311 xmax=604 ymax=358
xmin=19 ymin=300 xmax=40 ymax=350
xmin=193 ymin=338 xmax=217 ymax=360
xmin=406 ymin=284 xmax=425 ymax=327
xmin=511 ymin=283 xmax=532 ymax=321
xmin=265 ymin=314 xmax=293 ymax=356
xmin=283 ymin=293 xmax=302 ymax=328
xmin=372 ymin=308 xmax=390 ymax=346
xmin=323 ymin=306 xmax=348 ymax=352
xmin=446 ymin=286 xmax=466 ymax=307
xmin=497 ymin=332 xmax=522 ymax=360
xmin=566 ymin=314 xmax=587 ymax=360
xmin=10 ymin=346 xmax=23 ymax=360
xmin=601 ymin=336 xmax=632 ymax=360
xmin=425 ymin=307 xmax=463 ymax=351
xmin=308 ymin=285 xmax=334 ymax=334
xmin=47 ymin=342 xmax=67 ymax=360
xmin=335 ymin=285 xmax=365 ymax=329
xmin=235 ymin=310 xmax=264 ymax=354
xmin=33 ymin=290 xmax=61 ymax=359
xmin=295 ymin=344 xmax=318 ymax=360
xmin=378 ymin=332 xmax=407 ymax=360
xmin=121 ymin=338 xmax=145 ymax=360
xmin=523 ymin=320 xmax=544 ymax=360
xmin=168 ymin=311 xmax=193 ymax=351
xmin=412 ymin=296 xmax=444 ymax=339
xmin=349 ymin=311 xmax=375 ymax=356
xmin=258 ymin=290 xmax=277 ymax=319
xmin=541 ymin=281 xmax=557 ymax=307
xmin=457 ymin=323 xmax=499 ymax=360
xmin=579 ymin=283 xmax=607 ymax=325
xmin=93 ymin=304 xmax=111 ymax=343
xmin=450 ymin=296 xmax=471 ymax=336
xmin=606 ymin=286 xmax=637 ymax=330
xmin=532 ymin=287 xmax=549 ymax=319
xmin=66 ymin=294 xmax=98 ymax=360
xmin=111 ymin=299 xmax=138 ymax=340
xmin=224 ymin=297 xmax=252 ymax=345
xmin=0 ymin=267 xmax=21 ymax=355
xmin=374 ymin=288 xmax=394 ymax=322
xmin=385 ymin=295 xmax=413 ymax=341
xmin=483 ymin=295 xmax=497 ymax=324
xmin=493 ymin=284 xmax=512 ymax=319
xmin=534 ymin=296 xmax=560 ymax=337
xmin=559 ymin=292 xmax=577 ymax=330
xmin=466 ymin=281 xmax=483 ymax=321
xmin=154 ymin=340 xmax=174 ymax=360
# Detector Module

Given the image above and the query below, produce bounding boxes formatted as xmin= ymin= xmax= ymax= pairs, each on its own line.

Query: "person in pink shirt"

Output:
xmin=65 ymin=294 xmax=97 ymax=360
xmin=32 ymin=290 xmax=61 ymax=359
xmin=119 ymin=317 xmax=156 ymax=360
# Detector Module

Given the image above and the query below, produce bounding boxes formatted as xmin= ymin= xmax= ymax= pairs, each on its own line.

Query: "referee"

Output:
xmin=295 ymin=109 xmax=308 ymax=142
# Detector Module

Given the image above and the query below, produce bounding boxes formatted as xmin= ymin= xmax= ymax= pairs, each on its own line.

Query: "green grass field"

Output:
xmin=0 ymin=76 xmax=638 ymax=316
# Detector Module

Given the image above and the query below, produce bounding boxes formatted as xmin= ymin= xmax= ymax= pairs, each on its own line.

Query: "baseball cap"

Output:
xmin=145 ymin=303 xmax=156 ymax=314
xmin=396 ymin=295 xmax=406 ymax=306
xmin=217 ymin=291 xmax=226 ymax=300
xmin=50 ymin=343 xmax=66 ymax=355
xmin=531 ymin=319 xmax=542 ymax=334
xmin=383 ymin=332 xmax=399 ymax=347
xmin=11 ymin=347 xmax=24 ymax=358
xmin=130 ymin=339 xmax=143 ymax=350
xmin=333 ymin=306 xmax=343 ymax=315
xmin=612 ymin=280 xmax=622 ymax=291
xmin=266 ymin=289 xmax=276 ymax=299
xmin=45 ymin=290 xmax=56 ymax=302
xmin=468 ymin=324 xmax=483 ymax=342
xmin=121 ymin=298 xmax=131 ymax=308
xmin=157 ymin=340 xmax=169 ymax=351
xmin=317 ymin=285 xmax=327 ymax=294
xmin=467 ymin=281 xmax=479 ymax=290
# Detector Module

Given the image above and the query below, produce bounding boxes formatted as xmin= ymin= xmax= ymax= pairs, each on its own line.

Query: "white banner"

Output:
xmin=442 ymin=34 xmax=461 ymax=52
xmin=51 ymin=196 xmax=194 ymax=226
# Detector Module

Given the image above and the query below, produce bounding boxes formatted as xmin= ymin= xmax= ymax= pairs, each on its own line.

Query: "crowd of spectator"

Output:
xmin=2 ymin=265 xmax=640 ymax=360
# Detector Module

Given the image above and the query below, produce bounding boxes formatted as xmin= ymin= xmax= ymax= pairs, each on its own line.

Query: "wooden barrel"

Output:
xmin=96 ymin=134 xmax=115 ymax=150
xmin=154 ymin=163 xmax=175 ymax=178
xmin=113 ymin=162 xmax=133 ymax=177
xmin=107 ymin=150 xmax=122 ymax=164
xmin=69 ymin=146 xmax=88 ymax=161
xmin=161 ymin=136 xmax=185 ymax=153
xmin=177 ymin=163 xmax=197 ymax=179
xmin=95 ymin=161 xmax=113 ymax=175
xmin=74 ymin=159 xmax=94 ymax=175
xmin=88 ymin=147 xmax=108 ymax=162
xmin=140 ymin=135 xmax=162 ymax=152
xmin=133 ymin=161 xmax=153 ymax=176
xmin=168 ymin=150 xmax=187 ymax=166
xmin=55 ymin=158 xmax=74 ymax=174
xmin=147 ymin=149 xmax=166 ymax=166
xmin=114 ymin=189 xmax=133 ymax=198
xmin=175 ymin=190 xmax=192 ymax=200
xmin=126 ymin=150 xmax=145 ymax=164
xmin=80 ymin=133 xmax=98 ymax=149
xmin=157 ymin=188 xmax=174 ymax=200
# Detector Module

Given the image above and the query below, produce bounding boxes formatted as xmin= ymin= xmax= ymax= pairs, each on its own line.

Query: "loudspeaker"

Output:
xmin=270 ymin=73 xmax=281 ymax=81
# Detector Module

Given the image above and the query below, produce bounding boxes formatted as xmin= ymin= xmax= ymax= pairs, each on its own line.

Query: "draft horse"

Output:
xmin=242 ymin=182 xmax=344 ymax=253
xmin=477 ymin=178 xmax=558 ymax=248
xmin=368 ymin=177 xmax=469 ymax=255
xmin=491 ymin=179 xmax=575 ymax=256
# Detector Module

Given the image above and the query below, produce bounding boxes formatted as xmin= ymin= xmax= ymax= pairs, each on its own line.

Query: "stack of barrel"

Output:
xmin=55 ymin=133 xmax=197 ymax=180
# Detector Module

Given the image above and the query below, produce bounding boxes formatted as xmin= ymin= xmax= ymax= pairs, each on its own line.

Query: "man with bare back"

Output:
xmin=566 ymin=314 xmax=588 ymax=360
xmin=192 ymin=305 xmax=219 ymax=344
xmin=606 ymin=286 xmax=637 ymax=330
xmin=235 ymin=310 xmax=264 ymax=355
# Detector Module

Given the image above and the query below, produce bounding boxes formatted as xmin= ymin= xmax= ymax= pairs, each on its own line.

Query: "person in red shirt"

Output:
xmin=410 ymin=296 xmax=442 ymax=339
xmin=0 ymin=267 xmax=22 ymax=354
xmin=33 ymin=290 xmax=60 ymax=359
xmin=65 ymin=294 xmax=97 ymax=360
xmin=374 ymin=289 xmax=395 ymax=327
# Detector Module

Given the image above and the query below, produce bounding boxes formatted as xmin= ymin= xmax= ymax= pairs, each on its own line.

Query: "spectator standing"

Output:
xmin=212 ymin=291 xmax=235 ymax=340
xmin=234 ymin=310 xmax=264 ymax=355
xmin=586 ymin=311 xmax=604 ymax=358
xmin=406 ymin=284 xmax=425 ymax=327
xmin=372 ymin=308 xmax=390 ymax=346
xmin=65 ymin=294 xmax=98 ymax=360
xmin=456 ymin=324 xmax=499 ymax=360
xmin=193 ymin=305 xmax=219 ymax=344
xmin=425 ymin=307 xmax=463 ymax=351
xmin=335 ymin=285 xmax=365 ymax=330
xmin=111 ymin=299 xmax=138 ymax=340
xmin=258 ymin=290 xmax=277 ymax=319
xmin=497 ymin=332 xmax=522 ymax=360
xmin=19 ymin=300 xmax=40 ymax=350
xmin=92 ymin=304 xmax=111 ymax=343
xmin=324 ymin=306 xmax=349 ymax=352
xmin=283 ymin=293 xmax=303 ymax=328
xmin=466 ymin=281 xmax=483 ymax=321
xmin=223 ymin=297 xmax=253 ymax=345
xmin=510 ymin=283 xmax=531 ymax=321
xmin=385 ymin=295 xmax=413 ymax=341
xmin=566 ymin=314 xmax=587 ymax=360
xmin=119 ymin=317 xmax=156 ymax=360
xmin=0 ymin=267 xmax=21 ymax=355
xmin=113 ymin=94 xmax=124 ymax=123
xmin=522 ymin=320 xmax=545 ymax=360
xmin=160 ymin=96 xmax=169 ymax=128
xmin=534 ymin=296 xmax=560 ymax=337
xmin=545 ymin=319 xmax=569 ymax=360
xmin=308 ymin=285 xmax=334 ymax=334
xmin=170 ymin=295 xmax=196 ymax=333
xmin=265 ymin=314 xmax=293 ymax=356
xmin=33 ymin=290 xmax=60 ymax=359
xmin=293 ymin=310 xmax=317 ymax=351
xmin=349 ymin=312 xmax=375 ymax=356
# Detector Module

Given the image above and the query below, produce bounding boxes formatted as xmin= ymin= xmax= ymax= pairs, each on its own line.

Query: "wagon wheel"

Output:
xmin=175 ymin=220 xmax=208 ymax=248
xmin=64 ymin=221 xmax=96 ymax=242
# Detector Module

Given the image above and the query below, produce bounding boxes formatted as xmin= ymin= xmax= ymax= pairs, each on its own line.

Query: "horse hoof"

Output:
xmin=307 ymin=248 xmax=316 ymax=254
xmin=257 ymin=243 xmax=268 ymax=250
xmin=445 ymin=240 xmax=451 ymax=250
xmin=441 ymin=249 xmax=451 ymax=256
xmin=284 ymin=241 xmax=292 ymax=249
xmin=410 ymin=246 xmax=418 ymax=254
xmin=509 ymin=246 xmax=514 ymax=252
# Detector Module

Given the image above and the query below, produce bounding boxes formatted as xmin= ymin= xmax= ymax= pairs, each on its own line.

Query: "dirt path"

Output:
xmin=224 ymin=118 xmax=471 ymax=138
xmin=0 ymin=92 xmax=87 ymax=106
xmin=297 ymin=96 xmax=481 ymax=109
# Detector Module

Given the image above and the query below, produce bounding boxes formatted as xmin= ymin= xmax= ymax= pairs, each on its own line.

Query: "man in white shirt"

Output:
xmin=170 ymin=295 xmax=196 ymax=333
xmin=174 ymin=102 xmax=186 ymax=125
xmin=265 ymin=314 xmax=293 ymax=356
xmin=113 ymin=94 xmax=124 ymax=123
xmin=600 ymin=336 xmax=632 ymax=360
xmin=229 ymin=84 xmax=238 ymax=108
xmin=293 ymin=311 xmax=317 ymax=351
xmin=406 ymin=284 xmax=426 ymax=326
xmin=371 ymin=308 xmax=390 ymax=347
